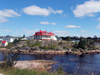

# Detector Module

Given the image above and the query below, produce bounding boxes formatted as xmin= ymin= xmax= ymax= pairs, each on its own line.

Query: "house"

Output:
xmin=28 ymin=36 xmax=34 ymax=40
xmin=34 ymin=30 xmax=57 ymax=40
xmin=21 ymin=37 xmax=28 ymax=41
xmin=3 ymin=35 xmax=15 ymax=43
xmin=2 ymin=41 xmax=8 ymax=47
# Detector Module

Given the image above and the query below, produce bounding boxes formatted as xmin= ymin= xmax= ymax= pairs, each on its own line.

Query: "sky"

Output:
xmin=0 ymin=0 xmax=100 ymax=37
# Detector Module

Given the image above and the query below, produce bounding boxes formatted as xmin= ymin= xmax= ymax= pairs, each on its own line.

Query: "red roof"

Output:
xmin=34 ymin=30 xmax=55 ymax=36
xmin=2 ymin=41 xmax=7 ymax=43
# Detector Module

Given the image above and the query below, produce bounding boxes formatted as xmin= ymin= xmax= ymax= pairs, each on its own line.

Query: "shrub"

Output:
xmin=31 ymin=43 xmax=40 ymax=47
xmin=6 ymin=43 xmax=14 ymax=49
xmin=72 ymin=48 xmax=77 ymax=51
xmin=58 ymin=42 xmax=63 ymax=45
xmin=0 ymin=49 xmax=20 ymax=69
xmin=39 ymin=46 xmax=48 ymax=50
xmin=63 ymin=47 xmax=67 ymax=49
xmin=57 ymin=65 xmax=65 ymax=75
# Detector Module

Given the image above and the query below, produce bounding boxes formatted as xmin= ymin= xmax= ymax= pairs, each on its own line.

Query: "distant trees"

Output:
xmin=73 ymin=37 xmax=95 ymax=49
xmin=13 ymin=38 xmax=21 ymax=44
xmin=65 ymin=36 xmax=71 ymax=41
xmin=78 ymin=37 xmax=86 ymax=49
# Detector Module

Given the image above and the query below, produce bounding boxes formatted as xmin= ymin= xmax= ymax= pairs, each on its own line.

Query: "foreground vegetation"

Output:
xmin=0 ymin=68 xmax=67 ymax=75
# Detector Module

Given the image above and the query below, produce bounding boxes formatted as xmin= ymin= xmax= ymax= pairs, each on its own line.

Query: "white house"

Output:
xmin=2 ymin=41 xmax=8 ymax=47
xmin=34 ymin=30 xmax=57 ymax=41
xmin=21 ymin=37 xmax=28 ymax=41
xmin=3 ymin=35 xmax=15 ymax=43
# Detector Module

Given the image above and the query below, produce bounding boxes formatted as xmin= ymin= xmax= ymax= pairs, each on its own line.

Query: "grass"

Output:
xmin=0 ymin=68 xmax=66 ymax=75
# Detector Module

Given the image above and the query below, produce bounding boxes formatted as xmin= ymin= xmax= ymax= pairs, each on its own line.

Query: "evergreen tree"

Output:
xmin=66 ymin=36 xmax=71 ymax=41
xmin=78 ymin=37 xmax=86 ymax=49
xmin=23 ymin=35 xmax=25 ymax=38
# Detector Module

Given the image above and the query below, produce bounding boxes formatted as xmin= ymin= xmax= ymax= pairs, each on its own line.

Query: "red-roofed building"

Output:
xmin=34 ymin=30 xmax=57 ymax=40
xmin=2 ymin=40 xmax=8 ymax=47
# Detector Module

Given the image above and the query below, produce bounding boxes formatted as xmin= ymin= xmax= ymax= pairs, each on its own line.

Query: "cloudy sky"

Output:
xmin=0 ymin=0 xmax=100 ymax=37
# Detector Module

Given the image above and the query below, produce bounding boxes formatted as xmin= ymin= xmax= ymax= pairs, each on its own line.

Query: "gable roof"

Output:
xmin=34 ymin=30 xmax=55 ymax=36
xmin=2 ymin=41 xmax=7 ymax=43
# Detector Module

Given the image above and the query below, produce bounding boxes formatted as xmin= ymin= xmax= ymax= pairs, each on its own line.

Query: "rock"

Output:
xmin=80 ymin=49 xmax=84 ymax=52
xmin=14 ymin=60 xmax=57 ymax=70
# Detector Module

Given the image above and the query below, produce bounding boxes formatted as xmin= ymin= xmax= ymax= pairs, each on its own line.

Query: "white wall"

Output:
xmin=34 ymin=35 xmax=57 ymax=40
xmin=2 ymin=42 xmax=8 ymax=47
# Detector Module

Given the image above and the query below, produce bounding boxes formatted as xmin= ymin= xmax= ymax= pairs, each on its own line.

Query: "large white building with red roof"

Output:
xmin=34 ymin=30 xmax=57 ymax=40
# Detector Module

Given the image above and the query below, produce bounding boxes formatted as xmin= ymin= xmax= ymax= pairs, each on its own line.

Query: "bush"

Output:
xmin=6 ymin=43 xmax=14 ymax=49
xmin=39 ymin=46 xmax=48 ymax=50
xmin=72 ymin=48 xmax=77 ymax=51
xmin=63 ymin=47 xmax=67 ymax=49
xmin=57 ymin=65 xmax=65 ymax=75
xmin=0 ymin=48 xmax=20 ymax=69
xmin=31 ymin=43 xmax=40 ymax=47
xmin=58 ymin=42 xmax=63 ymax=45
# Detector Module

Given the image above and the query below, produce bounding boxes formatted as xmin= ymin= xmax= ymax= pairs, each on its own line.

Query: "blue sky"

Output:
xmin=0 ymin=0 xmax=100 ymax=37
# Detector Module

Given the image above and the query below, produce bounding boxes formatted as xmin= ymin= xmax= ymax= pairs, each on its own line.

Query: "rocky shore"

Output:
xmin=0 ymin=60 xmax=57 ymax=71
xmin=14 ymin=60 xmax=57 ymax=71
xmin=0 ymin=48 xmax=100 ymax=55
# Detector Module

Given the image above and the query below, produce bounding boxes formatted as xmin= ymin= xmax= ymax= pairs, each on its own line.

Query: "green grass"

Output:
xmin=0 ymin=68 xmax=66 ymax=75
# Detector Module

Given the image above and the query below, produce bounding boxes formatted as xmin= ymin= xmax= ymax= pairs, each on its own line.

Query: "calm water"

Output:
xmin=95 ymin=44 xmax=100 ymax=46
xmin=0 ymin=52 xmax=100 ymax=74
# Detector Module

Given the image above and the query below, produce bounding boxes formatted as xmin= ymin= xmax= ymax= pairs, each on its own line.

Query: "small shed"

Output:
xmin=2 ymin=41 xmax=8 ymax=47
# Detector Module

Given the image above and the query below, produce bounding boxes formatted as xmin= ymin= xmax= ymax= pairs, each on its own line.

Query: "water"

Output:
xmin=95 ymin=44 xmax=100 ymax=46
xmin=0 ymin=52 xmax=100 ymax=74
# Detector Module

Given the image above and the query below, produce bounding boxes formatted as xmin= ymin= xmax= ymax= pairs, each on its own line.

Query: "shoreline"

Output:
xmin=0 ymin=60 xmax=57 ymax=71
xmin=0 ymin=48 xmax=100 ymax=55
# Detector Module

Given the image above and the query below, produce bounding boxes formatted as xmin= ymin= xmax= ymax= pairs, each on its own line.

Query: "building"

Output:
xmin=2 ymin=41 xmax=8 ymax=47
xmin=3 ymin=35 xmax=15 ymax=43
xmin=21 ymin=37 xmax=28 ymax=41
xmin=28 ymin=36 xmax=34 ymax=40
xmin=34 ymin=30 xmax=57 ymax=40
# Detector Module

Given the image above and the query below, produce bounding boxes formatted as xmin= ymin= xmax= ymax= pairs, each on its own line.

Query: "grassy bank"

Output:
xmin=0 ymin=68 xmax=67 ymax=75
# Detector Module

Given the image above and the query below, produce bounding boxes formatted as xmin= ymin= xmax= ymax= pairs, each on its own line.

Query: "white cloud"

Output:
xmin=0 ymin=29 xmax=12 ymax=32
xmin=96 ymin=25 xmax=100 ymax=29
xmin=73 ymin=0 xmax=100 ymax=17
xmin=23 ymin=29 xmax=39 ymax=35
xmin=3 ymin=30 xmax=12 ymax=32
xmin=22 ymin=5 xmax=50 ymax=16
xmin=98 ymin=18 xmax=100 ymax=21
xmin=65 ymin=25 xmax=81 ymax=28
xmin=40 ymin=22 xmax=50 ymax=25
xmin=48 ymin=7 xmax=56 ymax=14
xmin=22 ymin=5 xmax=63 ymax=16
xmin=80 ymin=33 xmax=92 ymax=37
xmin=63 ymin=14 xmax=66 ymax=17
xmin=48 ymin=7 xmax=63 ymax=14
xmin=53 ymin=31 xmax=70 ymax=36
xmin=56 ymin=10 xmax=63 ymax=14
xmin=51 ymin=23 xmax=56 ymax=25
xmin=0 ymin=17 xmax=8 ymax=23
xmin=71 ymin=6 xmax=73 ymax=10
xmin=40 ymin=22 xmax=57 ymax=25
xmin=80 ymin=30 xmax=88 ymax=33
xmin=34 ymin=25 xmax=37 ymax=27
xmin=0 ymin=9 xmax=21 ymax=23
